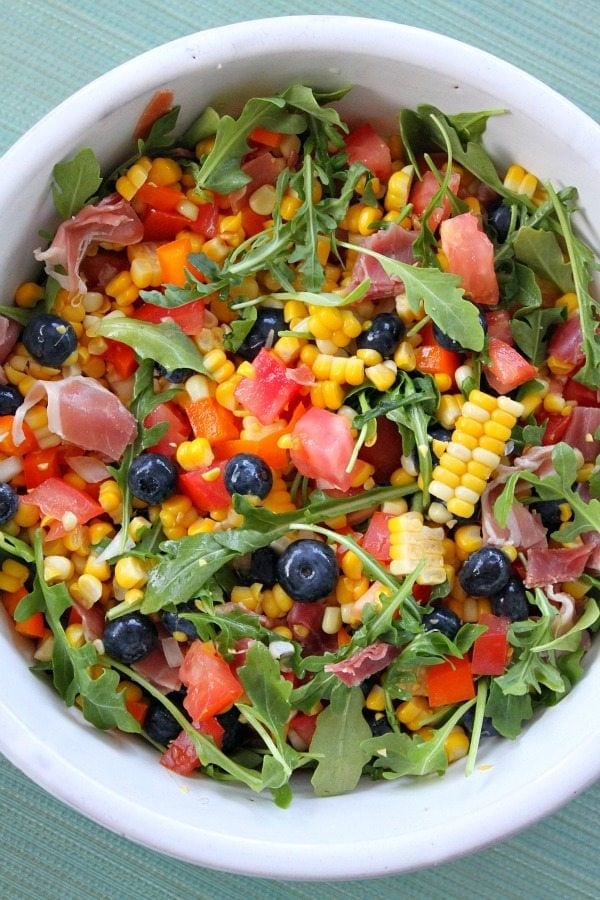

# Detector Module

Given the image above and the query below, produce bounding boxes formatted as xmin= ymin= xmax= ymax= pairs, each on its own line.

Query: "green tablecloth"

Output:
xmin=0 ymin=1 xmax=598 ymax=896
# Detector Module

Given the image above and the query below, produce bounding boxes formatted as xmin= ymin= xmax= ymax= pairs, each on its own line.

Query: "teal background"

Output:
xmin=0 ymin=1 xmax=598 ymax=896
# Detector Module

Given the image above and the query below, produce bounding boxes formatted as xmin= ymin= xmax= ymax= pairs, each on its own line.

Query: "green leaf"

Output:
xmin=78 ymin=664 xmax=142 ymax=732
xmin=485 ymin=679 xmax=533 ymax=738
xmin=511 ymin=304 xmax=564 ymax=365
xmin=0 ymin=304 xmax=36 ymax=327
xmin=339 ymin=241 xmax=485 ymax=351
xmin=51 ymin=148 xmax=102 ymax=219
xmin=310 ymin=684 xmax=372 ymax=796
xmin=94 ymin=317 xmax=209 ymax=375
xmin=180 ymin=106 xmax=221 ymax=148
xmin=238 ymin=641 xmax=292 ymax=734
xmin=513 ymin=226 xmax=574 ymax=293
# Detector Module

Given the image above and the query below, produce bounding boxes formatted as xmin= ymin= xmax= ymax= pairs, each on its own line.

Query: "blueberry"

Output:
xmin=224 ymin=453 xmax=273 ymax=499
xmin=0 ymin=483 xmax=18 ymax=525
xmin=529 ymin=499 xmax=563 ymax=534
xmin=145 ymin=690 xmax=187 ymax=744
xmin=491 ymin=575 xmax=529 ymax=621
xmin=432 ymin=310 xmax=487 ymax=352
xmin=487 ymin=200 xmax=512 ymax=243
xmin=102 ymin=611 xmax=157 ymax=664
xmin=0 ymin=385 xmax=23 ymax=415
xmin=22 ymin=313 xmax=77 ymax=366
xmin=216 ymin=707 xmax=252 ymax=754
xmin=154 ymin=363 xmax=194 ymax=383
xmin=422 ymin=605 xmax=462 ymax=640
xmin=240 ymin=546 xmax=279 ymax=588
xmin=458 ymin=546 xmax=512 ymax=597
xmin=461 ymin=707 xmax=499 ymax=738
xmin=356 ymin=313 xmax=405 ymax=358
xmin=277 ymin=539 xmax=338 ymax=602
xmin=160 ymin=601 xmax=198 ymax=640
xmin=237 ymin=307 xmax=285 ymax=361
xmin=363 ymin=708 xmax=394 ymax=737
xmin=128 ymin=452 xmax=178 ymax=504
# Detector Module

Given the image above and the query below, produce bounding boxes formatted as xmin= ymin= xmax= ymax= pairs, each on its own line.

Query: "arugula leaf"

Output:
xmin=94 ymin=317 xmax=209 ymax=375
xmin=192 ymin=94 xmax=305 ymax=193
xmin=546 ymin=183 xmax=600 ymax=390
xmin=180 ymin=105 xmax=221 ymax=148
xmin=310 ymin=684 xmax=372 ymax=796
xmin=0 ymin=304 xmax=37 ymax=327
xmin=494 ymin=443 xmax=600 ymax=543
xmin=363 ymin=698 xmax=474 ymax=778
xmin=399 ymin=105 xmax=512 ymax=200
xmin=485 ymin=679 xmax=533 ymax=739
xmin=51 ymin=148 xmax=102 ymax=219
xmin=237 ymin=642 xmax=309 ymax=790
xmin=142 ymin=482 xmax=419 ymax=613
xmin=513 ymin=226 xmax=575 ymax=293
xmin=339 ymin=241 xmax=485 ymax=352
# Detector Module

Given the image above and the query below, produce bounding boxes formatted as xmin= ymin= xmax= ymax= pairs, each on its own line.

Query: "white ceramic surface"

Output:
xmin=0 ymin=16 xmax=598 ymax=880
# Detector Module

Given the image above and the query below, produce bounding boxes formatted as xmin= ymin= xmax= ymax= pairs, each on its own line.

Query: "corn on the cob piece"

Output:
xmin=429 ymin=389 xmax=523 ymax=519
xmin=388 ymin=511 xmax=446 ymax=584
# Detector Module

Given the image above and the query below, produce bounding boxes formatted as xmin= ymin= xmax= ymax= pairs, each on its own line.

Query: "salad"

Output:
xmin=0 ymin=84 xmax=598 ymax=808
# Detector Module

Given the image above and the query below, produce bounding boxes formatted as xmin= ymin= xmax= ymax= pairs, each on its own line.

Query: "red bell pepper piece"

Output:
xmin=426 ymin=655 xmax=476 ymax=707
xmin=471 ymin=614 xmax=510 ymax=676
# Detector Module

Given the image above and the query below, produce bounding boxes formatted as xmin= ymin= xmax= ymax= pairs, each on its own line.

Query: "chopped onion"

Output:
xmin=161 ymin=636 xmax=184 ymax=668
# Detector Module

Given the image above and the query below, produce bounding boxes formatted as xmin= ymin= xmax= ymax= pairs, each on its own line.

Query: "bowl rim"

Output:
xmin=0 ymin=14 xmax=599 ymax=880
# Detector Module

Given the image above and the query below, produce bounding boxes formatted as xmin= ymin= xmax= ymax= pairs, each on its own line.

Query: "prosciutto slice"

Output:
xmin=0 ymin=316 xmax=20 ymax=363
xmin=12 ymin=375 xmax=136 ymax=460
xmin=228 ymin=151 xmax=286 ymax=212
xmin=345 ymin=223 xmax=417 ymax=300
xmin=324 ymin=641 xmax=399 ymax=687
xmin=34 ymin=194 xmax=143 ymax=295
xmin=561 ymin=406 xmax=600 ymax=461
xmin=524 ymin=545 xmax=593 ymax=588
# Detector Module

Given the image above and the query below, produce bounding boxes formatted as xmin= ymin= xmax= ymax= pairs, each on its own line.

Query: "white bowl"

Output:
xmin=0 ymin=15 xmax=598 ymax=880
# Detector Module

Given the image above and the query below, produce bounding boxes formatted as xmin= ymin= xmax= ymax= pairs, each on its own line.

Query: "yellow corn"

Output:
xmin=388 ymin=511 xmax=446 ymax=584
xmin=44 ymin=555 xmax=75 ymax=584
xmin=308 ymin=306 xmax=362 ymax=348
xmin=454 ymin=524 xmax=484 ymax=561
xmin=309 ymin=380 xmax=345 ymax=410
xmin=148 ymin=157 xmax=182 ymax=186
xmin=429 ymin=390 xmax=523 ymax=519
xmin=393 ymin=341 xmax=417 ymax=372
xmin=365 ymin=360 xmax=397 ymax=392
xmin=397 ymin=696 xmax=433 ymax=731
xmin=176 ymin=437 xmax=214 ymax=471
xmin=311 ymin=352 xmax=365 ymax=386
xmin=554 ymin=292 xmax=578 ymax=317
xmin=384 ymin=165 xmax=414 ymax=212
xmin=14 ymin=281 xmax=44 ymax=308
xmin=203 ymin=348 xmax=236 ymax=383
xmin=503 ymin=164 xmax=538 ymax=200
xmin=105 ymin=270 xmax=139 ymax=307
xmin=365 ymin=684 xmax=386 ymax=712
xmin=114 ymin=556 xmax=148 ymax=591
xmin=115 ymin=156 xmax=152 ymax=201
xmin=443 ymin=725 xmax=470 ymax=762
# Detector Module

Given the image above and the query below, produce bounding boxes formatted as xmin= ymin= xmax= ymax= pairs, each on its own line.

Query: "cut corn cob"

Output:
xmin=388 ymin=511 xmax=446 ymax=584
xmin=429 ymin=389 xmax=523 ymax=519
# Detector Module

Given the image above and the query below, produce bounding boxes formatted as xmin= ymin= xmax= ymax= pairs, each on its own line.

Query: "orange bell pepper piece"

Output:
xmin=183 ymin=396 xmax=240 ymax=443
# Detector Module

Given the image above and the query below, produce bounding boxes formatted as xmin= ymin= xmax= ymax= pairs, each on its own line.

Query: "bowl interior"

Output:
xmin=0 ymin=16 xmax=598 ymax=880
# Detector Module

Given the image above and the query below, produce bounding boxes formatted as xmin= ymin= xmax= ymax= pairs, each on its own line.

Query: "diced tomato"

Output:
xmin=483 ymin=337 xmax=538 ymax=394
xmin=361 ymin=511 xmax=393 ymax=561
xmin=136 ymin=182 xmax=186 ymax=212
xmin=179 ymin=463 xmax=231 ymax=511
xmin=563 ymin=378 xmax=599 ymax=408
xmin=539 ymin=411 xmax=572 ymax=446
xmin=27 ymin=477 xmax=104 ymax=538
xmin=286 ymin=602 xmax=336 ymax=655
xmin=0 ymin=416 xmax=37 ymax=456
xmin=240 ymin=204 xmax=268 ymax=237
xmin=412 ymin=584 xmax=433 ymax=604
xmin=344 ymin=123 xmax=392 ymax=183
xmin=79 ymin=250 xmax=129 ymax=291
xmin=160 ymin=730 xmax=201 ymax=775
xmin=234 ymin=348 xmax=302 ymax=426
xmin=145 ymin=402 xmax=191 ymax=457
xmin=142 ymin=207 xmax=190 ymax=241
xmin=471 ymin=614 xmax=510 ymax=676
xmin=440 ymin=212 xmax=499 ymax=305
xmin=189 ymin=202 xmax=219 ymax=239
xmin=180 ymin=641 xmax=244 ymax=722
xmin=358 ymin=416 xmax=404 ymax=484
xmin=22 ymin=447 xmax=61 ymax=490
xmin=134 ymin=297 xmax=205 ymax=335
xmin=426 ymin=655 xmax=475 ymax=707
xmin=410 ymin=170 xmax=460 ymax=232
xmin=183 ymin=396 xmax=240 ymax=443
xmin=102 ymin=339 xmax=138 ymax=379
xmin=547 ymin=314 xmax=584 ymax=370
xmin=195 ymin=715 xmax=225 ymax=748
xmin=289 ymin=407 xmax=356 ymax=491
xmin=288 ymin=711 xmax=318 ymax=748
xmin=485 ymin=308 xmax=513 ymax=345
